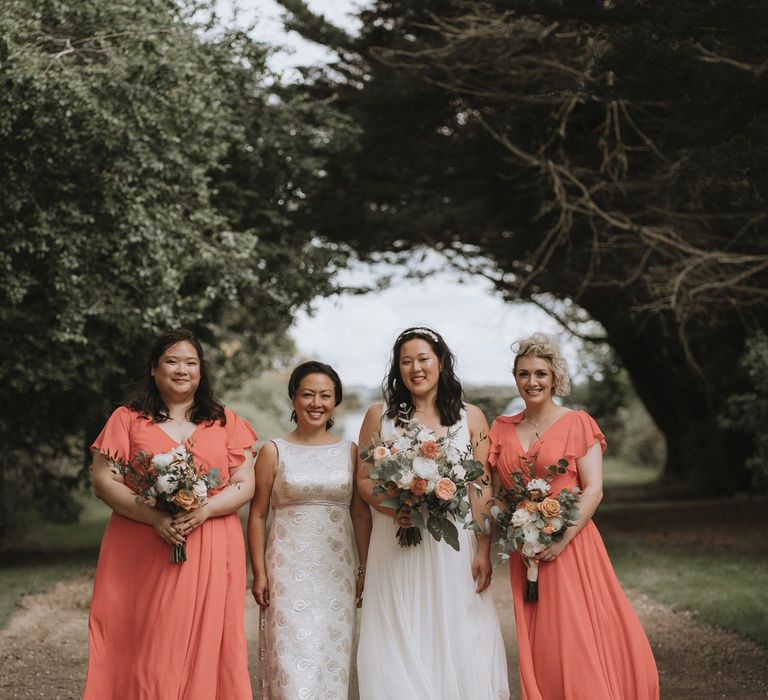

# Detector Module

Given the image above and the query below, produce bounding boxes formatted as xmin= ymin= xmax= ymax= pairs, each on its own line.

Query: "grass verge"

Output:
xmin=603 ymin=456 xmax=661 ymax=487
xmin=605 ymin=535 xmax=768 ymax=647
xmin=0 ymin=557 xmax=96 ymax=629
xmin=0 ymin=495 xmax=109 ymax=629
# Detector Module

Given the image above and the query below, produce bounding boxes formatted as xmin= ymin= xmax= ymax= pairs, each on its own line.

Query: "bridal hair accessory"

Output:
xmin=398 ymin=327 xmax=440 ymax=343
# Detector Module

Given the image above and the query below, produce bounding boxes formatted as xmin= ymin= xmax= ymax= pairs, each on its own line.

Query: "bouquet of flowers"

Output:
xmin=492 ymin=456 xmax=580 ymax=602
xmin=361 ymin=409 xmax=486 ymax=551
xmin=109 ymin=444 xmax=221 ymax=563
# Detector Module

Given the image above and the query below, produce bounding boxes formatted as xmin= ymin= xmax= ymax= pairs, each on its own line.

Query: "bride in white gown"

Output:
xmin=356 ymin=327 xmax=509 ymax=700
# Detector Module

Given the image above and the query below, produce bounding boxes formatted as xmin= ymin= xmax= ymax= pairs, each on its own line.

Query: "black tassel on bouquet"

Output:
xmin=524 ymin=558 xmax=539 ymax=603
xmin=396 ymin=526 xmax=422 ymax=547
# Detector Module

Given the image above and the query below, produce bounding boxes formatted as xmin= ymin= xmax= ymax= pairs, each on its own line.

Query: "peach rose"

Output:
xmin=373 ymin=445 xmax=391 ymax=464
xmin=419 ymin=440 xmax=439 ymax=459
xmin=525 ymin=500 xmax=540 ymax=513
xmin=410 ymin=479 xmax=428 ymax=496
xmin=434 ymin=478 xmax=457 ymax=501
xmin=173 ymin=489 xmax=198 ymax=510
xmin=538 ymin=498 xmax=562 ymax=518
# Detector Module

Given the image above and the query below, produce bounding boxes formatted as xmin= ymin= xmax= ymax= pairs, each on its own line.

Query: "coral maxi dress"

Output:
xmin=83 ymin=406 xmax=256 ymax=700
xmin=489 ymin=410 xmax=659 ymax=700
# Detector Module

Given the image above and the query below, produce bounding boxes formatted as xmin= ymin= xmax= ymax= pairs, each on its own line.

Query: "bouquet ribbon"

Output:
xmin=524 ymin=557 xmax=539 ymax=603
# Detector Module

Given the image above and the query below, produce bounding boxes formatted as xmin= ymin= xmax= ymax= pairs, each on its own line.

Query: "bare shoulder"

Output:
xmin=358 ymin=404 xmax=384 ymax=446
xmin=364 ymin=403 xmax=384 ymax=422
xmin=464 ymin=403 xmax=490 ymax=430
xmin=256 ymin=440 xmax=278 ymax=465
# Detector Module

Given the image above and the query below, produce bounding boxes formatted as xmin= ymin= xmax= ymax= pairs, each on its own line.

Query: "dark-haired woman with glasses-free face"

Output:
xmin=356 ymin=328 xmax=509 ymax=700
xmin=248 ymin=361 xmax=371 ymax=699
xmin=85 ymin=330 xmax=257 ymax=700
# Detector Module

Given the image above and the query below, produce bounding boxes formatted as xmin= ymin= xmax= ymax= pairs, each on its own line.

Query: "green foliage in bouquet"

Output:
xmin=363 ymin=418 xmax=485 ymax=552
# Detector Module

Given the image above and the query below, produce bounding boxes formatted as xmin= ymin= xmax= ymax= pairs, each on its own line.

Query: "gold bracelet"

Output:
xmin=357 ymin=566 xmax=366 ymax=577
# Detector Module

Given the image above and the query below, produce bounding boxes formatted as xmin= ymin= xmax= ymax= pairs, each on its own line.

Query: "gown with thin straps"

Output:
xmin=357 ymin=408 xmax=509 ymax=700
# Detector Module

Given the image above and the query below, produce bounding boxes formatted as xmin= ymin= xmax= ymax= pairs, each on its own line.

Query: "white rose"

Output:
xmin=151 ymin=452 xmax=174 ymax=469
xmin=193 ymin=480 xmax=208 ymax=501
xmin=511 ymin=508 xmax=532 ymax=527
xmin=523 ymin=525 xmax=540 ymax=544
xmin=412 ymin=456 xmax=439 ymax=482
xmin=445 ymin=445 xmax=461 ymax=464
xmin=155 ymin=473 xmax=176 ymax=495
xmin=451 ymin=464 xmax=467 ymax=481
xmin=393 ymin=435 xmax=411 ymax=453
xmin=526 ymin=478 xmax=551 ymax=495
xmin=396 ymin=470 xmax=415 ymax=489
xmin=548 ymin=515 xmax=564 ymax=532
xmin=522 ymin=540 xmax=546 ymax=557
xmin=416 ymin=428 xmax=435 ymax=443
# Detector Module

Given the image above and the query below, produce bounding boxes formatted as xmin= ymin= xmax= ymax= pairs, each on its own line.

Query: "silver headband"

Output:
xmin=397 ymin=327 xmax=440 ymax=343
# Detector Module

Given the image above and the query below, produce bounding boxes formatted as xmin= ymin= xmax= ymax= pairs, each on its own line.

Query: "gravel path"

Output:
xmin=1 ymin=567 xmax=766 ymax=699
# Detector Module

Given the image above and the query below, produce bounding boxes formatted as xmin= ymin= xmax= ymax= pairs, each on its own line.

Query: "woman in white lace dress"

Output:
xmin=248 ymin=361 xmax=372 ymax=699
xmin=356 ymin=327 xmax=509 ymax=699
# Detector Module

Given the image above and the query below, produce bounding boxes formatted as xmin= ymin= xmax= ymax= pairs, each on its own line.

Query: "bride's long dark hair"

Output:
xmin=383 ymin=327 xmax=464 ymax=427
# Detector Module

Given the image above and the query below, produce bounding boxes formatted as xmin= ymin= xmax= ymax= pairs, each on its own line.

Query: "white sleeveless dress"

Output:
xmin=258 ymin=438 xmax=357 ymax=699
xmin=357 ymin=411 xmax=509 ymax=699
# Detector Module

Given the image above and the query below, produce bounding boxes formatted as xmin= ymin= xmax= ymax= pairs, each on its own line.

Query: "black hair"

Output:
xmin=288 ymin=360 xmax=343 ymax=430
xmin=126 ymin=329 xmax=226 ymax=425
xmin=383 ymin=326 xmax=464 ymax=427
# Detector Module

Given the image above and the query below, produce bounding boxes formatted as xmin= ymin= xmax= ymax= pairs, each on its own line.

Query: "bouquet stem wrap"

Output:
xmin=524 ymin=558 xmax=539 ymax=603
xmin=396 ymin=526 xmax=423 ymax=547
xmin=171 ymin=541 xmax=187 ymax=564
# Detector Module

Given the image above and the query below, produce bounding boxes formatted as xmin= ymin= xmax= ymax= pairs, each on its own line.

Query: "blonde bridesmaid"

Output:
xmin=489 ymin=333 xmax=659 ymax=700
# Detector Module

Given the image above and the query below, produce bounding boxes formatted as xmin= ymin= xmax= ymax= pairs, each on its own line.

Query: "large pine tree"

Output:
xmin=279 ymin=0 xmax=768 ymax=493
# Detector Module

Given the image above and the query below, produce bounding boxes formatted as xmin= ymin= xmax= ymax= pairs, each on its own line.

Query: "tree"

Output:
xmin=0 ymin=0 xmax=353 ymax=538
xmin=277 ymin=0 xmax=768 ymax=493
xmin=722 ymin=332 xmax=768 ymax=489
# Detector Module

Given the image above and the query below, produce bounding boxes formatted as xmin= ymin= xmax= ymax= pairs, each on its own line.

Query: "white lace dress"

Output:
xmin=357 ymin=411 xmax=509 ymax=699
xmin=258 ymin=438 xmax=357 ymax=699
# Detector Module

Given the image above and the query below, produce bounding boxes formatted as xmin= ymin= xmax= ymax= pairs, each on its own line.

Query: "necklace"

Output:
xmin=523 ymin=411 xmax=549 ymax=439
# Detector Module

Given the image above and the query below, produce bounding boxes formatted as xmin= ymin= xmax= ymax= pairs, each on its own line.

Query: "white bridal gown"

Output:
xmin=357 ymin=410 xmax=509 ymax=699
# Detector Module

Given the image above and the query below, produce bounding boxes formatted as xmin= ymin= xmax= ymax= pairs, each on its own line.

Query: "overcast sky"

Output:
xmin=218 ymin=0 xmax=580 ymax=388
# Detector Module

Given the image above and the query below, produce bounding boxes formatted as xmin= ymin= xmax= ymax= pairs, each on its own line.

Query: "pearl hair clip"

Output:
xmin=398 ymin=327 xmax=440 ymax=343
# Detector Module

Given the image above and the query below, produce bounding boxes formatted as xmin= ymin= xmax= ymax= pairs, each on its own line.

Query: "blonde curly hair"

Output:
xmin=512 ymin=333 xmax=571 ymax=397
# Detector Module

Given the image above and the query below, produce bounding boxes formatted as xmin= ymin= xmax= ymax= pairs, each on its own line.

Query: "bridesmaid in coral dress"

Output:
xmin=489 ymin=333 xmax=659 ymax=700
xmin=84 ymin=329 xmax=256 ymax=700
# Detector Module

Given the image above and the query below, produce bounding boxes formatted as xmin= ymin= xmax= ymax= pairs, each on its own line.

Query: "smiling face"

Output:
xmin=293 ymin=372 xmax=337 ymax=430
xmin=514 ymin=355 xmax=555 ymax=407
xmin=399 ymin=338 xmax=441 ymax=397
xmin=152 ymin=340 xmax=201 ymax=404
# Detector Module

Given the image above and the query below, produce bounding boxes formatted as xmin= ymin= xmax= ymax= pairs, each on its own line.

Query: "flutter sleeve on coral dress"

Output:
xmin=82 ymin=406 xmax=256 ymax=700
xmin=489 ymin=410 xmax=659 ymax=700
